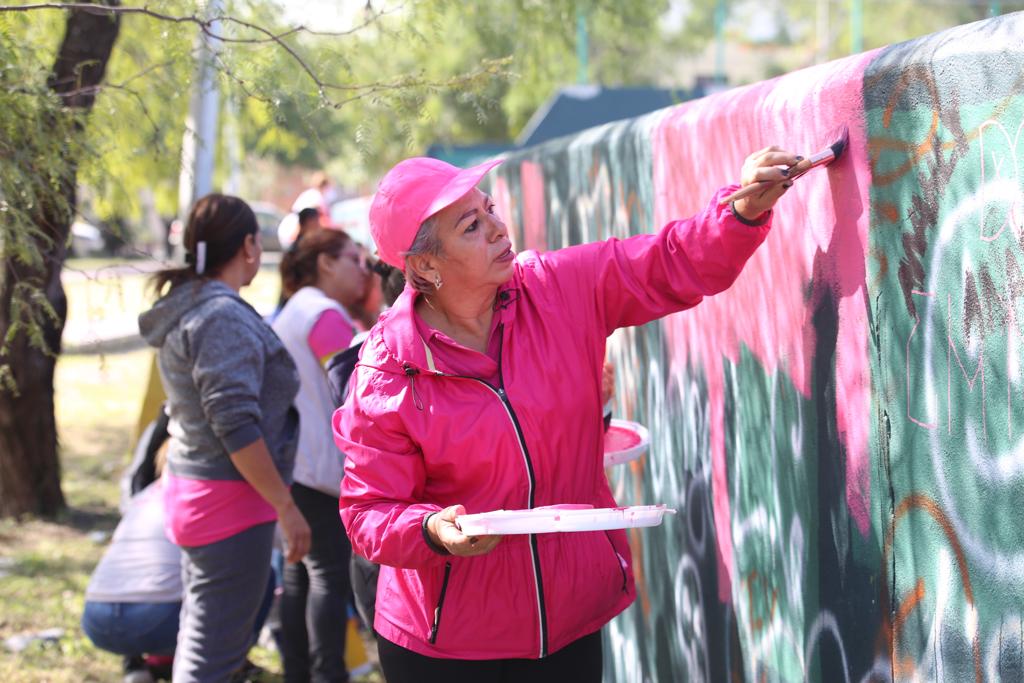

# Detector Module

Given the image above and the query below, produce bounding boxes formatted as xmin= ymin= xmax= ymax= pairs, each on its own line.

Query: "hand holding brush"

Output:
xmin=721 ymin=126 xmax=850 ymax=213
xmin=727 ymin=146 xmax=803 ymax=222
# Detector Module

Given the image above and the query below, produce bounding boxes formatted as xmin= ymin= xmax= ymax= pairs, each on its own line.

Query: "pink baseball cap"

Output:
xmin=369 ymin=156 xmax=503 ymax=268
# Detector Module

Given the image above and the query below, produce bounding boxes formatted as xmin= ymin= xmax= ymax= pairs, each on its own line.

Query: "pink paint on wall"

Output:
xmin=491 ymin=174 xmax=514 ymax=249
xmin=651 ymin=51 xmax=880 ymax=601
xmin=493 ymin=162 xmax=548 ymax=253
xmin=521 ymin=161 xmax=549 ymax=252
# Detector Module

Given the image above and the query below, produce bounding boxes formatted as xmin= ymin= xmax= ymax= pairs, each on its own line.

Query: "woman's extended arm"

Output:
xmin=230 ymin=440 xmax=311 ymax=563
xmin=536 ymin=147 xmax=797 ymax=336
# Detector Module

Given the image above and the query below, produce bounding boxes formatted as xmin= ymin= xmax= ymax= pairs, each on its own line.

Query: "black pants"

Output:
xmin=349 ymin=554 xmax=379 ymax=633
xmin=376 ymin=630 xmax=603 ymax=683
xmin=279 ymin=483 xmax=352 ymax=683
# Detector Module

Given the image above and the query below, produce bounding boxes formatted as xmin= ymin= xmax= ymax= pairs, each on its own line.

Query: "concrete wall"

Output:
xmin=489 ymin=13 xmax=1024 ymax=682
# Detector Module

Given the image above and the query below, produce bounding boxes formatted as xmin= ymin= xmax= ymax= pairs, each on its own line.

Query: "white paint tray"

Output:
xmin=456 ymin=504 xmax=676 ymax=536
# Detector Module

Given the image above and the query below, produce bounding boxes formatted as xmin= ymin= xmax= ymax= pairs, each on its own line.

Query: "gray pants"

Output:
xmin=173 ymin=522 xmax=275 ymax=683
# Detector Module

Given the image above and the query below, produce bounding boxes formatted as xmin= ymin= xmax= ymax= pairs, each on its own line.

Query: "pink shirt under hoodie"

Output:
xmin=164 ymin=309 xmax=351 ymax=547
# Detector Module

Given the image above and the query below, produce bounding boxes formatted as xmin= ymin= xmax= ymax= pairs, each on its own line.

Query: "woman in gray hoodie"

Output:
xmin=139 ymin=194 xmax=311 ymax=683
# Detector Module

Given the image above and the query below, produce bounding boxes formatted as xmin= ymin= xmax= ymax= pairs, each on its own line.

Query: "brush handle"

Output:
xmin=718 ymin=157 xmax=814 ymax=205
xmin=718 ymin=181 xmax=773 ymax=205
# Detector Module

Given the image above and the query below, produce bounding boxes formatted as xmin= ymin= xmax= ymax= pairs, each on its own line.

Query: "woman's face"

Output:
xmin=430 ymin=187 xmax=514 ymax=292
xmin=321 ymin=241 xmax=368 ymax=307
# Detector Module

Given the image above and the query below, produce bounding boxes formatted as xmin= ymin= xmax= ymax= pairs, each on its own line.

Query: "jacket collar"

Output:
xmin=373 ymin=273 xmax=520 ymax=376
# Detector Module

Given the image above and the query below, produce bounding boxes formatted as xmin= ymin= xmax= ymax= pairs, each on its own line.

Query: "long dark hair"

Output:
xmin=279 ymin=229 xmax=353 ymax=300
xmin=151 ymin=194 xmax=259 ymax=294
xmin=370 ymin=258 xmax=405 ymax=306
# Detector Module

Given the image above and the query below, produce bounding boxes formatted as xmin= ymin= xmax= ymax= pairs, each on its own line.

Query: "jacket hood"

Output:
xmin=138 ymin=279 xmax=241 ymax=347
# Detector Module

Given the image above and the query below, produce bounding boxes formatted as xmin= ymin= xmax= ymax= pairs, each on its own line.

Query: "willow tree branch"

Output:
xmin=0 ymin=2 xmax=418 ymax=102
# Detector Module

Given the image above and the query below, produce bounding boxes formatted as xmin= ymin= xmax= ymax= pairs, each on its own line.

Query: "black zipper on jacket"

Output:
xmin=413 ymin=323 xmax=550 ymax=658
xmin=493 ymin=324 xmax=548 ymax=658
xmin=604 ymin=531 xmax=628 ymax=593
xmin=428 ymin=561 xmax=453 ymax=644
xmin=463 ymin=378 xmax=549 ymax=658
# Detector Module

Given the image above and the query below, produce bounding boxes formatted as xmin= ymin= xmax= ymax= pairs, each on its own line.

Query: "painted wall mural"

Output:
xmin=488 ymin=13 xmax=1024 ymax=682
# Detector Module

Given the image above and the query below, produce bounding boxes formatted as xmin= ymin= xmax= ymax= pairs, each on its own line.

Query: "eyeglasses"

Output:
xmin=339 ymin=251 xmax=366 ymax=270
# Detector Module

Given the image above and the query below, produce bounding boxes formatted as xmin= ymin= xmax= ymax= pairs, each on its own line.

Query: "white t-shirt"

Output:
xmin=85 ymin=481 xmax=182 ymax=604
xmin=272 ymin=286 xmax=353 ymax=497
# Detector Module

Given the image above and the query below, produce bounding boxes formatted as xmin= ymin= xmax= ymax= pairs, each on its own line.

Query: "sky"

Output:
xmin=277 ymin=0 xmax=380 ymax=32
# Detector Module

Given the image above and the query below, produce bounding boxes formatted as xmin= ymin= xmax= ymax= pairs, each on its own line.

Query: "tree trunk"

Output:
xmin=0 ymin=3 xmax=120 ymax=518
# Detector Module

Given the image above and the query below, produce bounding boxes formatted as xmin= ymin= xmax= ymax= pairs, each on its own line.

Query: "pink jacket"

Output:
xmin=334 ymin=186 xmax=771 ymax=660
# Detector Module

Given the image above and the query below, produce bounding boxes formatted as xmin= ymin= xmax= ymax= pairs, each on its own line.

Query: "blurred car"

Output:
xmin=328 ymin=196 xmax=373 ymax=249
xmin=70 ymin=220 xmax=105 ymax=257
xmin=277 ymin=212 xmax=300 ymax=251
xmin=168 ymin=201 xmax=285 ymax=252
xmin=168 ymin=201 xmax=286 ymax=253
xmin=250 ymin=201 xmax=285 ymax=252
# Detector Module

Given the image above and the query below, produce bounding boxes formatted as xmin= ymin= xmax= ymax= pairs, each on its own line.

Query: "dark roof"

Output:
xmin=424 ymin=142 xmax=515 ymax=168
xmin=515 ymin=85 xmax=693 ymax=148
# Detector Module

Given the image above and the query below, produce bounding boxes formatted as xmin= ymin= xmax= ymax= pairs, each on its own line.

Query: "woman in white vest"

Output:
xmin=273 ymin=229 xmax=368 ymax=683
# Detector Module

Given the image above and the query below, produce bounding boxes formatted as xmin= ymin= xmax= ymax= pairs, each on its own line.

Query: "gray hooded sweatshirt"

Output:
xmin=139 ymin=280 xmax=300 ymax=483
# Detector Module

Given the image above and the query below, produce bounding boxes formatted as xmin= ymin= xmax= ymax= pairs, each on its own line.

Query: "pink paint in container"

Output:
xmin=603 ymin=419 xmax=649 ymax=467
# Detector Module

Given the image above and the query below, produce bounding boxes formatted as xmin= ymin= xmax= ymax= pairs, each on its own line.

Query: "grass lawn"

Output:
xmin=0 ymin=350 xmax=154 ymax=682
xmin=0 ymin=347 xmax=380 ymax=680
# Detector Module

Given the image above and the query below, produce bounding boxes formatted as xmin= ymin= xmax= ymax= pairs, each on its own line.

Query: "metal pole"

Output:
xmin=576 ymin=8 xmax=589 ymax=85
xmin=715 ymin=0 xmax=727 ymax=83
xmin=224 ymin=95 xmax=242 ymax=197
xmin=177 ymin=0 xmax=223 ymax=239
xmin=816 ymin=0 xmax=830 ymax=64
xmin=850 ymin=0 xmax=863 ymax=54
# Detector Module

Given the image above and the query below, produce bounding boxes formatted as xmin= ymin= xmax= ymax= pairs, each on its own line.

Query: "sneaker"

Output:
xmin=143 ymin=654 xmax=174 ymax=681
xmin=123 ymin=670 xmax=155 ymax=683
xmin=122 ymin=656 xmax=154 ymax=683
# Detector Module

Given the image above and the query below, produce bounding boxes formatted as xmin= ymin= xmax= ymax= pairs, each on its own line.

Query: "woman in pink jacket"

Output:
xmin=334 ymin=149 xmax=796 ymax=682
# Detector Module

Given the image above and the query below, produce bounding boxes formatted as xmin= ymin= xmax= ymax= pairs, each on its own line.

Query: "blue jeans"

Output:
xmin=82 ymin=578 xmax=275 ymax=663
xmin=81 ymin=601 xmax=180 ymax=656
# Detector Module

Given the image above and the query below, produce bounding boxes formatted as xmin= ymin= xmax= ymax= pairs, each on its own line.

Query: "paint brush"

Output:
xmin=719 ymin=125 xmax=850 ymax=205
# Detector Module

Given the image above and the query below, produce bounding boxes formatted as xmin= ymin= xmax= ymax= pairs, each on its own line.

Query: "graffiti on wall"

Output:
xmin=491 ymin=12 xmax=1024 ymax=682
xmin=866 ymin=17 xmax=1024 ymax=682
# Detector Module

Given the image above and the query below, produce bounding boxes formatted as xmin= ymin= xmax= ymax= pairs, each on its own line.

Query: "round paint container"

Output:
xmin=603 ymin=419 xmax=649 ymax=467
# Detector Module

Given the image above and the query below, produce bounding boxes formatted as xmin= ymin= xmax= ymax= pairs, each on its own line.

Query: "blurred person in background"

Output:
xmin=82 ymin=445 xmax=180 ymax=683
xmin=292 ymin=171 xmax=336 ymax=228
xmin=139 ymin=194 xmax=310 ymax=683
xmin=324 ymin=257 xmax=406 ymax=638
xmin=272 ymin=230 xmax=368 ymax=683
xmin=278 ymin=206 xmax=325 ymax=255
xmin=83 ymin=441 xmax=278 ymax=683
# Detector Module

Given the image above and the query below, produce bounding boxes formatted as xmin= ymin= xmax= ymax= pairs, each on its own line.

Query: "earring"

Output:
xmin=434 ymin=274 xmax=443 ymax=290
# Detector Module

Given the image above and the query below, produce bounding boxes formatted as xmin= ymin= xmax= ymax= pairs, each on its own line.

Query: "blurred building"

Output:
xmin=425 ymin=84 xmax=705 ymax=167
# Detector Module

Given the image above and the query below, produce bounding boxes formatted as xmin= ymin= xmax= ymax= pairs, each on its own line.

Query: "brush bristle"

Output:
xmin=830 ymin=125 xmax=850 ymax=160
